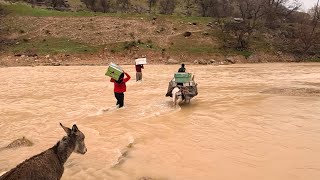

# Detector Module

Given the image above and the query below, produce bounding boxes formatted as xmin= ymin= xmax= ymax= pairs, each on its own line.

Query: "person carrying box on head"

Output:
xmin=135 ymin=64 xmax=144 ymax=81
xmin=135 ymin=58 xmax=147 ymax=81
xmin=110 ymin=72 xmax=131 ymax=108
xmin=105 ymin=63 xmax=131 ymax=108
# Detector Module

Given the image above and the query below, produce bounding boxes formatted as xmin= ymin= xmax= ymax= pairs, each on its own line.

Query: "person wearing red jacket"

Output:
xmin=110 ymin=72 xmax=131 ymax=108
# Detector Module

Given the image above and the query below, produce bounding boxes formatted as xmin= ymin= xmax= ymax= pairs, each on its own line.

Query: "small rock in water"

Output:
xmin=5 ymin=137 xmax=33 ymax=149
xmin=102 ymin=108 xmax=109 ymax=112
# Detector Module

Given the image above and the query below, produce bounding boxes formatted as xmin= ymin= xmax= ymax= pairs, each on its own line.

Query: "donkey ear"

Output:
xmin=72 ymin=124 xmax=79 ymax=132
xmin=60 ymin=123 xmax=71 ymax=135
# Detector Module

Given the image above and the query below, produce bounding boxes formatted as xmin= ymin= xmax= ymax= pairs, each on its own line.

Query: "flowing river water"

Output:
xmin=0 ymin=63 xmax=320 ymax=180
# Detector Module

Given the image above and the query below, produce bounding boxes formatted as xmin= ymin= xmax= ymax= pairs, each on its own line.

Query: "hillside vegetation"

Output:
xmin=0 ymin=0 xmax=319 ymax=66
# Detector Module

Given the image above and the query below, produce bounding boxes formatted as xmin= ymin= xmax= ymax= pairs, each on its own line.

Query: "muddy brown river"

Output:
xmin=1 ymin=63 xmax=320 ymax=180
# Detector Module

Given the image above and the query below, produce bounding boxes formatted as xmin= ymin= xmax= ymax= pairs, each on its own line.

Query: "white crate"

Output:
xmin=135 ymin=58 xmax=147 ymax=65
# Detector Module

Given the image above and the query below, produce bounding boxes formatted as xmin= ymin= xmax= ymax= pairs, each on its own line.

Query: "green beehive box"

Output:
xmin=174 ymin=73 xmax=192 ymax=83
xmin=105 ymin=63 xmax=123 ymax=81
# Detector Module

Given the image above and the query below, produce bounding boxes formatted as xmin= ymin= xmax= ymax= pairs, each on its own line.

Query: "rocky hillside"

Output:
xmin=0 ymin=2 xmax=319 ymax=66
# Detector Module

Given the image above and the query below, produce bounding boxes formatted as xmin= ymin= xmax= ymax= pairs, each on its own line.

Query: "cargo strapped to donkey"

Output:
xmin=174 ymin=73 xmax=192 ymax=83
xmin=165 ymin=73 xmax=198 ymax=98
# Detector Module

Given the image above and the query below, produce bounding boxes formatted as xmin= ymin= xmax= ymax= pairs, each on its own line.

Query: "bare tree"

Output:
xmin=183 ymin=0 xmax=195 ymax=16
xmin=116 ymin=0 xmax=130 ymax=12
xmin=224 ymin=0 xmax=265 ymax=49
xmin=159 ymin=0 xmax=176 ymax=14
xmin=220 ymin=0 xmax=233 ymax=17
xmin=51 ymin=0 xmax=67 ymax=9
xmin=196 ymin=0 xmax=212 ymax=17
xmin=264 ymin=0 xmax=302 ymax=28
xmin=147 ymin=0 xmax=158 ymax=13
xmin=29 ymin=0 xmax=36 ymax=8
xmin=211 ymin=0 xmax=233 ymax=17
xmin=100 ymin=0 xmax=112 ymax=13
xmin=297 ymin=0 xmax=320 ymax=54
xmin=82 ymin=0 xmax=97 ymax=10
xmin=196 ymin=0 xmax=232 ymax=17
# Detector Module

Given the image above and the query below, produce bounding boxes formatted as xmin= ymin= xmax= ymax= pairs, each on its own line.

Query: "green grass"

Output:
xmin=107 ymin=39 xmax=160 ymax=54
xmin=237 ymin=50 xmax=252 ymax=59
xmin=2 ymin=2 xmax=215 ymax=23
xmin=2 ymin=3 xmax=139 ymax=17
xmin=162 ymin=14 xmax=213 ymax=24
xmin=10 ymin=38 xmax=101 ymax=55
xmin=2 ymin=3 xmax=159 ymax=19
xmin=2 ymin=3 xmax=97 ymax=17
xmin=167 ymin=32 xmax=220 ymax=54
xmin=250 ymin=35 xmax=274 ymax=53
xmin=107 ymin=36 xmax=228 ymax=56
xmin=304 ymin=57 xmax=320 ymax=62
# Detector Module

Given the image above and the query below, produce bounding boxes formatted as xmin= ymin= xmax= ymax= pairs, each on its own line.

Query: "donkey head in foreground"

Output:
xmin=60 ymin=123 xmax=87 ymax=154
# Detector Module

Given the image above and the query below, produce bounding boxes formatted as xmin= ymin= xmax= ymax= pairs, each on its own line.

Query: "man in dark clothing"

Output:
xmin=135 ymin=64 xmax=144 ymax=81
xmin=178 ymin=64 xmax=186 ymax=72
xmin=177 ymin=64 xmax=186 ymax=86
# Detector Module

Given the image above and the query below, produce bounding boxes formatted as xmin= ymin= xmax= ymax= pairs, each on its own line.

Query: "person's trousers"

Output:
xmin=114 ymin=92 xmax=124 ymax=108
xmin=136 ymin=72 xmax=142 ymax=81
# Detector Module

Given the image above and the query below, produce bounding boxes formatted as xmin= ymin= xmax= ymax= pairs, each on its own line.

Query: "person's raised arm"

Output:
xmin=123 ymin=72 xmax=131 ymax=82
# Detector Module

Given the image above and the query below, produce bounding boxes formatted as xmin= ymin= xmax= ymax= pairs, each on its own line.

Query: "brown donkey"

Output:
xmin=0 ymin=123 xmax=87 ymax=180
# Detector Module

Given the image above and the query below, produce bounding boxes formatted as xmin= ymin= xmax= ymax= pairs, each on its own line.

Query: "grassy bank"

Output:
xmin=1 ymin=2 xmax=213 ymax=24
xmin=2 ymin=3 xmax=153 ymax=18
xmin=2 ymin=3 xmax=97 ymax=17
xmin=10 ymin=38 xmax=101 ymax=55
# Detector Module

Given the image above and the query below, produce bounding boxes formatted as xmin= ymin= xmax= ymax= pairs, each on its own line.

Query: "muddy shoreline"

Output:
xmin=0 ymin=52 xmax=303 ymax=67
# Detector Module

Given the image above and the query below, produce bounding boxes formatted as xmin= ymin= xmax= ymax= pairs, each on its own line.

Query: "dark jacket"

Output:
xmin=178 ymin=67 xmax=186 ymax=72
xmin=135 ymin=64 xmax=144 ymax=72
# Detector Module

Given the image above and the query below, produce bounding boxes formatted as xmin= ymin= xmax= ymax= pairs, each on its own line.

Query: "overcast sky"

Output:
xmin=300 ymin=0 xmax=319 ymax=10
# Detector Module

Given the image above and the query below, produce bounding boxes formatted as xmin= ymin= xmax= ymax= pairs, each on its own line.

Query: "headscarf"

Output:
xmin=115 ymin=73 xmax=124 ymax=84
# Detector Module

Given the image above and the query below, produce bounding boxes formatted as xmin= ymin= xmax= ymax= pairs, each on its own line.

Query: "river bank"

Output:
xmin=0 ymin=51 xmax=303 ymax=67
